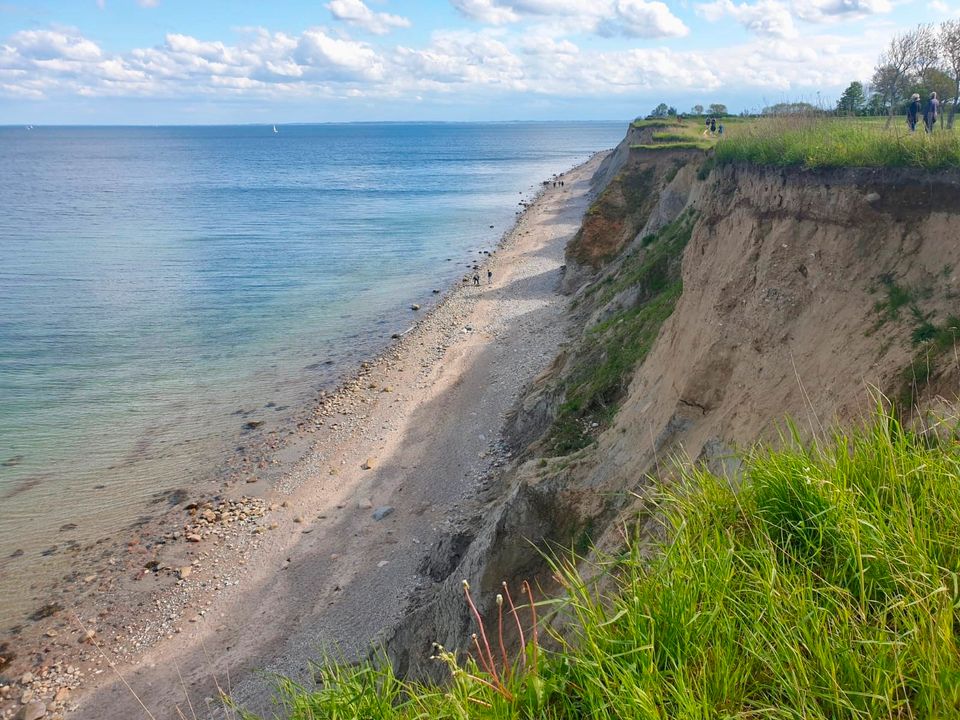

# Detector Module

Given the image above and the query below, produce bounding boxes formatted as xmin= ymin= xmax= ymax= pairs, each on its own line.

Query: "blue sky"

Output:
xmin=1 ymin=0 xmax=957 ymax=124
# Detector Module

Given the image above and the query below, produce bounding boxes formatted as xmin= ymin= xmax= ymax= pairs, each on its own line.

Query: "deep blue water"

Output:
xmin=0 ymin=122 xmax=624 ymax=622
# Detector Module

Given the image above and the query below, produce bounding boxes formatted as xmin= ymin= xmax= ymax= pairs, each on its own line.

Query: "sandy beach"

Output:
xmin=0 ymin=150 xmax=606 ymax=720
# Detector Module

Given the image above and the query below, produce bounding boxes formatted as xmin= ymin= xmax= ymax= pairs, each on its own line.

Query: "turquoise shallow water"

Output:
xmin=0 ymin=122 xmax=624 ymax=624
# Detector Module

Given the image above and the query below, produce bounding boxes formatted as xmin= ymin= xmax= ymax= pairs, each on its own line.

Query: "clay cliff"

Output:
xmin=384 ymin=128 xmax=960 ymax=680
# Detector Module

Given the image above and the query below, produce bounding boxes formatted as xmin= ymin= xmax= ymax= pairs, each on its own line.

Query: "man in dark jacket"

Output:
xmin=924 ymin=92 xmax=940 ymax=133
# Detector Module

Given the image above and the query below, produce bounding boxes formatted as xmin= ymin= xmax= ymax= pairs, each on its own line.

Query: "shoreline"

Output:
xmin=0 ymin=150 xmax=608 ymax=720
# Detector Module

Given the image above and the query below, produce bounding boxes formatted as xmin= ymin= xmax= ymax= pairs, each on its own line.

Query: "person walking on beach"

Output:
xmin=473 ymin=273 xmax=480 ymax=286
xmin=924 ymin=92 xmax=940 ymax=133
xmin=487 ymin=269 xmax=492 ymax=284
xmin=907 ymin=93 xmax=921 ymax=132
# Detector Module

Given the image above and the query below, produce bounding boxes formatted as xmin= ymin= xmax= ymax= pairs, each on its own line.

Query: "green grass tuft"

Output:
xmin=242 ymin=410 xmax=960 ymax=719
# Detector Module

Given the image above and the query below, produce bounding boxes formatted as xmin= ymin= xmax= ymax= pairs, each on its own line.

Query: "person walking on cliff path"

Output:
xmin=907 ymin=93 xmax=921 ymax=132
xmin=924 ymin=92 xmax=940 ymax=133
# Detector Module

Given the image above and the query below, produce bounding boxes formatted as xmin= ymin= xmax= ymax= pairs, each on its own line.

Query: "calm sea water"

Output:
xmin=0 ymin=122 xmax=624 ymax=624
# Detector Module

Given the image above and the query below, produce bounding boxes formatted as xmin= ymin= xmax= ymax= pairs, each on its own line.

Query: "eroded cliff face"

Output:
xmin=384 ymin=142 xmax=960 ymax=681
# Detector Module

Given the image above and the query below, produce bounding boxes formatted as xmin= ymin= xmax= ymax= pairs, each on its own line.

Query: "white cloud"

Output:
xmin=602 ymin=0 xmax=690 ymax=37
xmin=7 ymin=29 xmax=103 ymax=61
xmin=326 ymin=0 xmax=411 ymax=35
xmin=697 ymin=0 xmax=797 ymax=37
xmin=138 ymin=0 xmax=160 ymax=7
xmin=0 ymin=18 xmax=885 ymax=108
xmin=294 ymin=28 xmax=385 ymax=80
xmin=793 ymin=0 xmax=892 ymax=22
xmin=396 ymin=29 xmax=525 ymax=87
xmin=452 ymin=0 xmax=688 ymax=37
xmin=451 ymin=0 xmax=522 ymax=24
xmin=698 ymin=0 xmax=890 ymax=40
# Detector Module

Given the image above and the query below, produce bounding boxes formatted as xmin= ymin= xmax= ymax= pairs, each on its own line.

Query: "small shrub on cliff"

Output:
xmin=547 ymin=212 xmax=696 ymax=455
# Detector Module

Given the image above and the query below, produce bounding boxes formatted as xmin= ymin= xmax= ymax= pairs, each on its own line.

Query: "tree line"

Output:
xmin=646 ymin=102 xmax=729 ymax=119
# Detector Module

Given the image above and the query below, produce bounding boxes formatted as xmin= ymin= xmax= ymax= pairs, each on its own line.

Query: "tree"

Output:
xmin=911 ymin=24 xmax=940 ymax=79
xmin=917 ymin=68 xmax=955 ymax=110
xmin=872 ymin=28 xmax=922 ymax=126
xmin=650 ymin=102 xmax=670 ymax=118
xmin=667 ymin=106 xmax=678 ymax=117
xmin=864 ymin=91 xmax=888 ymax=116
xmin=941 ymin=19 xmax=960 ymax=128
xmin=691 ymin=104 xmax=704 ymax=115
xmin=763 ymin=102 xmax=821 ymax=116
xmin=836 ymin=81 xmax=866 ymax=115
xmin=708 ymin=103 xmax=728 ymax=116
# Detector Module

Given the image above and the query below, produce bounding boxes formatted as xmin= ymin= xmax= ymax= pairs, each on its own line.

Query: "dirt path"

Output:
xmin=69 ymin=153 xmax=605 ymax=720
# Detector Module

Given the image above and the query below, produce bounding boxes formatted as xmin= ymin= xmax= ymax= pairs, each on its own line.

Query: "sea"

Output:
xmin=0 ymin=121 xmax=625 ymax=626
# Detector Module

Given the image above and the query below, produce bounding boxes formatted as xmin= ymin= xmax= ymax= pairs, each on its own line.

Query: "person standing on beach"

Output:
xmin=907 ymin=93 xmax=921 ymax=132
xmin=473 ymin=273 xmax=480 ymax=286
xmin=487 ymin=269 xmax=492 ymax=284
xmin=924 ymin=92 xmax=940 ymax=133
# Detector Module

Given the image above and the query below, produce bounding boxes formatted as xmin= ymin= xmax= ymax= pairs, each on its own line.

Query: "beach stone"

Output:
xmin=361 ymin=458 xmax=376 ymax=470
xmin=372 ymin=506 xmax=395 ymax=521
xmin=410 ymin=304 xmax=420 ymax=311
xmin=865 ymin=192 xmax=881 ymax=203
xmin=53 ymin=688 xmax=70 ymax=704
xmin=20 ymin=672 xmax=34 ymax=685
xmin=186 ymin=533 xmax=202 ymax=543
xmin=358 ymin=497 xmax=373 ymax=509
xmin=15 ymin=701 xmax=46 ymax=720
xmin=177 ymin=566 xmax=192 ymax=580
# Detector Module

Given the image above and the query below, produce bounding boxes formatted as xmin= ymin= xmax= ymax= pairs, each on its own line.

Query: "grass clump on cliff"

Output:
xmin=716 ymin=115 xmax=960 ymax=169
xmin=548 ymin=212 xmax=696 ymax=455
xmin=242 ymin=411 xmax=960 ymax=719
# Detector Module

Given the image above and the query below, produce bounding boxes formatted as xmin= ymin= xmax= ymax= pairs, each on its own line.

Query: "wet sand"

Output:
xmin=0 ymin=151 xmax=607 ymax=720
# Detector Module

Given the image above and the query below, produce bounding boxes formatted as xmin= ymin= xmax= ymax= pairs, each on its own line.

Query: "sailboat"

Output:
xmin=272 ymin=124 xmax=278 ymax=134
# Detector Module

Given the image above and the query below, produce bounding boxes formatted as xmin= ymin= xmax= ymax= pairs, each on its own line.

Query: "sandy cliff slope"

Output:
xmin=386 ymin=144 xmax=960 ymax=681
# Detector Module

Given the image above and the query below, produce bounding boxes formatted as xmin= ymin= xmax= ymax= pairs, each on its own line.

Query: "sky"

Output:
xmin=1 ymin=0 xmax=957 ymax=124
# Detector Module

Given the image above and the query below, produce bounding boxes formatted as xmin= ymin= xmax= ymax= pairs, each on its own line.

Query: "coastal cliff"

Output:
xmin=383 ymin=128 xmax=960 ymax=681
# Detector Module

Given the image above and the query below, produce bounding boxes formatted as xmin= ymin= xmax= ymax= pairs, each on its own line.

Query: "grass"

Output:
xmin=629 ymin=120 xmax=744 ymax=152
xmin=866 ymin=273 xmax=959 ymax=411
xmin=241 ymin=410 xmax=960 ymax=719
xmin=547 ymin=211 xmax=696 ymax=455
xmin=715 ymin=115 xmax=960 ymax=170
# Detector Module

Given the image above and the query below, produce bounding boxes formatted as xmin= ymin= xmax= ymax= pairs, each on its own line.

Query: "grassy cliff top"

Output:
xmin=718 ymin=116 xmax=960 ymax=170
xmin=240 ymin=410 xmax=960 ymax=719
xmin=634 ymin=116 xmax=960 ymax=170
